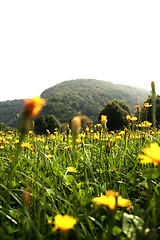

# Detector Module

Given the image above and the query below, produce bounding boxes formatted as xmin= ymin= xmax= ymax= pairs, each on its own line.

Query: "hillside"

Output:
xmin=40 ymin=79 xmax=150 ymax=123
xmin=0 ymin=79 xmax=150 ymax=127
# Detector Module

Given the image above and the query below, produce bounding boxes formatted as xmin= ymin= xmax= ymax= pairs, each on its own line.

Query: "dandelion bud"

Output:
xmin=71 ymin=116 xmax=81 ymax=136
xmin=151 ymin=81 xmax=155 ymax=92
xmin=19 ymin=97 xmax=45 ymax=135
xmin=22 ymin=190 xmax=31 ymax=207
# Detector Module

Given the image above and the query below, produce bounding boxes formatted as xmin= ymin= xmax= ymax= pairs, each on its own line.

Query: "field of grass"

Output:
xmin=0 ymin=96 xmax=160 ymax=239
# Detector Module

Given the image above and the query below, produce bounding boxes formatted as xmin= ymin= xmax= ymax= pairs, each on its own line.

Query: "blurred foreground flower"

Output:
xmin=52 ymin=214 xmax=77 ymax=232
xmin=20 ymin=96 xmax=45 ymax=135
xmin=92 ymin=190 xmax=132 ymax=210
xmin=138 ymin=142 xmax=160 ymax=166
xmin=71 ymin=116 xmax=81 ymax=136
xmin=24 ymin=96 xmax=46 ymax=118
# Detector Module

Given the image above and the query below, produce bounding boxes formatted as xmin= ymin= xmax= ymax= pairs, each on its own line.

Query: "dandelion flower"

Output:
xmin=138 ymin=142 xmax=160 ymax=166
xmin=143 ymin=103 xmax=152 ymax=108
xmin=101 ymin=115 xmax=108 ymax=125
xmin=67 ymin=167 xmax=77 ymax=173
xmin=24 ymin=96 xmax=46 ymax=118
xmin=139 ymin=121 xmax=152 ymax=128
xmin=130 ymin=117 xmax=137 ymax=121
xmin=126 ymin=115 xmax=131 ymax=120
xmin=92 ymin=190 xmax=132 ymax=210
xmin=52 ymin=214 xmax=77 ymax=232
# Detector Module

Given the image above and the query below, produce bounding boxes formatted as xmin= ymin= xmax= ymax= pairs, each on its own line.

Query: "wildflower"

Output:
xmin=46 ymin=154 xmax=53 ymax=159
xmin=24 ymin=96 xmax=46 ymax=118
xmin=76 ymin=138 xmax=81 ymax=144
xmin=19 ymin=97 xmax=45 ymax=136
xmin=136 ymin=105 xmax=140 ymax=111
xmin=46 ymin=129 xmax=50 ymax=134
xmin=101 ymin=115 xmax=108 ymax=125
xmin=86 ymin=127 xmax=90 ymax=132
xmin=94 ymin=134 xmax=99 ymax=140
xmin=67 ymin=167 xmax=77 ymax=173
xmin=126 ymin=115 xmax=131 ymax=120
xmin=21 ymin=142 xmax=32 ymax=150
xmin=130 ymin=117 xmax=137 ymax=121
xmin=138 ymin=142 xmax=160 ymax=166
xmin=92 ymin=190 xmax=132 ymax=210
xmin=52 ymin=214 xmax=77 ymax=232
xmin=139 ymin=121 xmax=152 ymax=128
xmin=143 ymin=103 xmax=152 ymax=108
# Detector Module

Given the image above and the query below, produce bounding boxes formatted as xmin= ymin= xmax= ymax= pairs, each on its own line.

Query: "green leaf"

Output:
xmin=142 ymin=168 xmax=159 ymax=179
xmin=112 ymin=226 xmax=122 ymax=236
xmin=122 ymin=212 xmax=144 ymax=239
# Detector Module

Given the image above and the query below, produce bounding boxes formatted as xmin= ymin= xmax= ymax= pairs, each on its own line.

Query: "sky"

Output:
xmin=0 ymin=0 xmax=160 ymax=101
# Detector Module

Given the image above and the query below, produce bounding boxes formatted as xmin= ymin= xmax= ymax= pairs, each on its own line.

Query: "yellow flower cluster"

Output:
xmin=92 ymin=190 xmax=132 ymax=210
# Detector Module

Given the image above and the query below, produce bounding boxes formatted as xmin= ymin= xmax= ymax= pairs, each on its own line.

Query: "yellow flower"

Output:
xmin=24 ymin=96 xmax=46 ymax=118
xmin=117 ymin=196 xmax=133 ymax=207
xmin=92 ymin=190 xmax=132 ymax=210
xmin=52 ymin=214 xmax=77 ymax=232
xmin=76 ymin=138 xmax=81 ymax=144
xmin=21 ymin=142 xmax=32 ymax=150
xmin=67 ymin=167 xmax=77 ymax=173
xmin=94 ymin=134 xmax=99 ymax=140
xmin=130 ymin=117 xmax=137 ymax=121
xmin=46 ymin=154 xmax=53 ymax=159
xmin=138 ymin=142 xmax=160 ymax=165
xmin=86 ymin=127 xmax=90 ymax=132
xmin=101 ymin=115 xmax=108 ymax=125
xmin=126 ymin=115 xmax=131 ymax=120
xmin=139 ymin=121 xmax=152 ymax=128
xmin=143 ymin=103 xmax=152 ymax=108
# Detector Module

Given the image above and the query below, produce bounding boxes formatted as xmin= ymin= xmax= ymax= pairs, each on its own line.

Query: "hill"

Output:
xmin=40 ymin=79 xmax=150 ymax=123
xmin=0 ymin=79 xmax=150 ymax=127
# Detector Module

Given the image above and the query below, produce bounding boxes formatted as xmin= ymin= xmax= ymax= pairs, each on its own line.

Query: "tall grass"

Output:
xmin=0 ymin=122 xmax=160 ymax=239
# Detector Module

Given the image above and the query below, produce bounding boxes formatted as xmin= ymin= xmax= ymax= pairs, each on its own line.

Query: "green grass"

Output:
xmin=0 ymin=126 xmax=160 ymax=239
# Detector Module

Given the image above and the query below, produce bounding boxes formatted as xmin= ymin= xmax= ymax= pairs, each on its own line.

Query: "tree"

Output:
xmin=98 ymin=100 xmax=131 ymax=131
xmin=34 ymin=116 xmax=47 ymax=134
xmin=45 ymin=115 xmax=60 ymax=133
xmin=34 ymin=115 xmax=60 ymax=134
xmin=140 ymin=95 xmax=160 ymax=127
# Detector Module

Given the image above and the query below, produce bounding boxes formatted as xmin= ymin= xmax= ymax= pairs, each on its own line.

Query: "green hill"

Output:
xmin=40 ymin=79 xmax=150 ymax=123
xmin=0 ymin=79 xmax=150 ymax=127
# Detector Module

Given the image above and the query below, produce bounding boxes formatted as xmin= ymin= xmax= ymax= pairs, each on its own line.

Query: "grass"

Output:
xmin=0 ymin=121 xmax=160 ymax=239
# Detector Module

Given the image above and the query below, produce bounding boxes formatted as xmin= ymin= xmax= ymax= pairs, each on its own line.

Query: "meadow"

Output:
xmin=0 ymin=96 xmax=160 ymax=240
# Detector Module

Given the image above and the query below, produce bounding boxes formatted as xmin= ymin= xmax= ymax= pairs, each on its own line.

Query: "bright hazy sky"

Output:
xmin=0 ymin=0 xmax=160 ymax=101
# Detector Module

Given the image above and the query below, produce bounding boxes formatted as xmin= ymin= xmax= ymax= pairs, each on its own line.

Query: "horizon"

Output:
xmin=0 ymin=78 xmax=152 ymax=102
